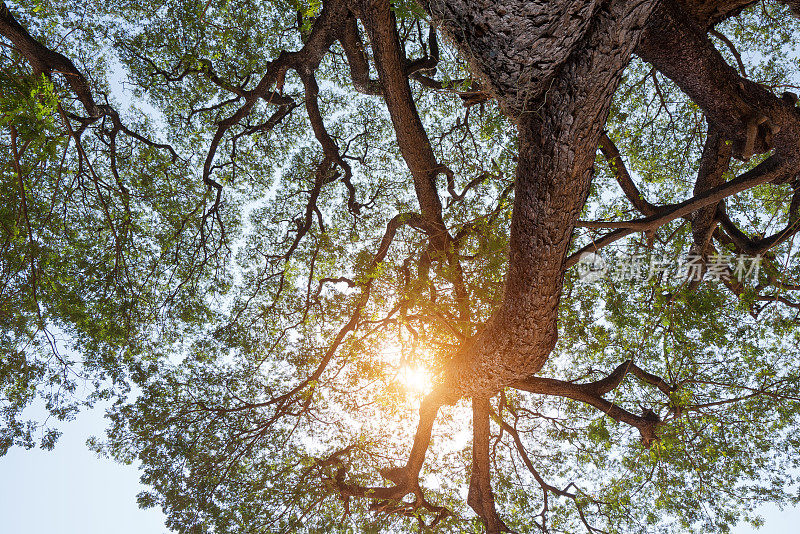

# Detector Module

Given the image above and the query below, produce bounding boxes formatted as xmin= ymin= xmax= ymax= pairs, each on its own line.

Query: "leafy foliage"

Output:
xmin=2 ymin=0 xmax=800 ymax=533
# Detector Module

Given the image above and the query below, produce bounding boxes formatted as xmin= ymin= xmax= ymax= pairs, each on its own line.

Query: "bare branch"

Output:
xmin=598 ymin=131 xmax=659 ymax=217
xmin=570 ymin=154 xmax=793 ymax=266
xmin=512 ymin=360 xmax=674 ymax=446
xmin=709 ymin=28 xmax=747 ymax=79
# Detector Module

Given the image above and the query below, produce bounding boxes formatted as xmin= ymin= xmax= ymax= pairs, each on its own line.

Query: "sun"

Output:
xmin=379 ymin=340 xmax=434 ymax=398
xmin=399 ymin=364 xmax=433 ymax=395
xmin=374 ymin=338 xmax=472 ymax=455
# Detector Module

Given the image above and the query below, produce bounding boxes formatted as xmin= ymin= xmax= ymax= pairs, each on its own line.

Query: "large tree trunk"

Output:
xmin=635 ymin=0 xmax=800 ymax=166
xmin=420 ymin=0 xmax=660 ymax=400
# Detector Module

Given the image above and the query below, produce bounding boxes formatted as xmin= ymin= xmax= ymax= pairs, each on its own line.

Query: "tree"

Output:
xmin=2 ymin=0 xmax=800 ymax=531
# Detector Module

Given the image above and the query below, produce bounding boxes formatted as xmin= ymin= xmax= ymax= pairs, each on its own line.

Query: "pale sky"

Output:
xmin=0 ymin=406 xmax=167 ymax=534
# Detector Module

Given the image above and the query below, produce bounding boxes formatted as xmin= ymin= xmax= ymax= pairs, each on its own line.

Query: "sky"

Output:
xmin=0 ymin=406 xmax=167 ymax=534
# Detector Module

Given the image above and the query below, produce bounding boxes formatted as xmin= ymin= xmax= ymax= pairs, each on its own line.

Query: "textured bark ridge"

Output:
xmin=675 ymin=0 xmax=755 ymax=27
xmin=424 ymin=0 xmax=602 ymax=116
xmin=431 ymin=0 xmax=659 ymax=399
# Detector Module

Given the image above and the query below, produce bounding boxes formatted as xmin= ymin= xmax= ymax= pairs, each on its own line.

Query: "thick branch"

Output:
xmin=440 ymin=0 xmax=659 ymax=398
xmin=0 ymin=2 xmax=100 ymax=116
xmin=468 ymin=397 xmax=506 ymax=534
xmin=636 ymin=0 xmax=800 ymax=161
xmin=355 ymin=1 xmax=474 ymax=328
xmin=716 ymin=200 xmax=800 ymax=256
xmin=339 ymin=14 xmax=383 ymax=96
xmin=513 ymin=360 xmax=673 ymax=446
xmin=356 ymin=0 xmax=447 ymax=240
xmin=598 ymin=131 xmax=659 ymax=217
xmin=569 ymin=154 xmax=793 ymax=266
xmin=691 ymin=122 xmax=732 ymax=255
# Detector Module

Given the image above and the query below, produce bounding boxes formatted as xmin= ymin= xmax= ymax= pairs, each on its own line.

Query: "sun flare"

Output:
xmin=380 ymin=341 xmax=434 ymax=398
xmin=398 ymin=364 xmax=433 ymax=395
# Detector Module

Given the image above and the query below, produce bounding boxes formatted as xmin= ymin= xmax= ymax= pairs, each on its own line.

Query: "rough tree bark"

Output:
xmin=426 ymin=0 xmax=659 ymax=397
xmin=365 ymin=2 xmax=661 ymax=528
xmin=422 ymin=0 xmax=800 ymax=401
xmin=364 ymin=1 xmax=800 ymax=529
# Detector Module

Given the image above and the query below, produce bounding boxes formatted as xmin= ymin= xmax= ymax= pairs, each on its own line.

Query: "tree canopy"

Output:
xmin=3 ymin=0 xmax=800 ymax=532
